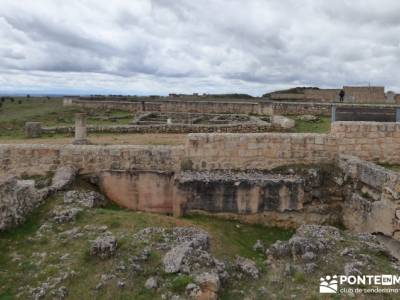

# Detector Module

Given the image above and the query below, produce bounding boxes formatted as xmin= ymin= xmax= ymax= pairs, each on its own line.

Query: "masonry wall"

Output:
xmin=185 ymin=132 xmax=337 ymax=170
xmin=269 ymin=87 xmax=393 ymax=104
xmin=42 ymin=123 xmax=275 ymax=134
xmin=271 ymin=102 xmax=332 ymax=116
xmin=64 ymin=98 xmax=273 ymax=115
xmin=331 ymin=122 xmax=400 ymax=163
xmin=2 ymin=122 xmax=400 ymax=176
xmin=185 ymin=122 xmax=400 ymax=170
xmin=304 ymin=89 xmax=340 ymax=102
xmin=338 ymin=155 xmax=400 ymax=239
xmin=0 ymin=144 xmax=184 ymax=177
xmin=343 ymin=86 xmax=386 ymax=104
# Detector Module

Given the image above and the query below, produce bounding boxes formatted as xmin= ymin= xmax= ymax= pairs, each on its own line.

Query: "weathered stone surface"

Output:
xmin=194 ymin=272 xmax=220 ymax=300
xmin=52 ymin=206 xmax=82 ymax=224
xmin=271 ymin=115 xmax=295 ymax=129
xmin=0 ymin=177 xmax=47 ymax=231
xmin=64 ymin=190 xmax=108 ymax=208
xmin=268 ymin=225 xmax=340 ymax=259
xmin=144 ymin=276 xmax=158 ymax=290
xmin=338 ymin=155 xmax=400 ymax=239
xmin=90 ymin=233 xmax=118 ymax=259
xmin=298 ymin=115 xmax=319 ymax=122
xmin=24 ymin=122 xmax=42 ymax=138
xmin=49 ymin=165 xmax=77 ymax=192
xmin=234 ymin=256 xmax=259 ymax=279
xmin=163 ymin=245 xmax=192 ymax=273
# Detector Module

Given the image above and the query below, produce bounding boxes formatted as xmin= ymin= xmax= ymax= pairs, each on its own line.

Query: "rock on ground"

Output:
xmin=90 ymin=233 xmax=118 ymax=259
xmin=298 ymin=115 xmax=319 ymax=122
xmin=0 ymin=177 xmax=47 ymax=231
xmin=49 ymin=165 xmax=77 ymax=192
xmin=194 ymin=272 xmax=220 ymax=300
xmin=235 ymin=256 xmax=259 ymax=279
xmin=52 ymin=206 xmax=82 ymax=224
xmin=144 ymin=276 xmax=158 ymax=290
xmin=267 ymin=224 xmax=341 ymax=259
xmin=64 ymin=190 xmax=108 ymax=208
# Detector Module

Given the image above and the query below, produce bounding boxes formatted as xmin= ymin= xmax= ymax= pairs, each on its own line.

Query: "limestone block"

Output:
xmin=24 ymin=122 xmax=42 ymax=138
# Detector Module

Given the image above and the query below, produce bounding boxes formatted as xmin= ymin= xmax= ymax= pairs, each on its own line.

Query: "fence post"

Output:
xmin=331 ymin=104 xmax=336 ymax=122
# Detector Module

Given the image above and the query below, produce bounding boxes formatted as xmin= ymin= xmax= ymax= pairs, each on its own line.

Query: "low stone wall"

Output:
xmin=41 ymin=123 xmax=275 ymax=134
xmin=0 ymin=144 xmax=184 ymax=177
xmin=271 ymin=101 xmax=332 ymax=116
xmin=3 ymin=122 xmax=400 ymax=176
xmin=64 ymin=98 xmax=273 ymax=115
xmin=65 ymin=98 xmax=400 ymax=119
xmin=185 ymin=122 xmax=400 ymax=170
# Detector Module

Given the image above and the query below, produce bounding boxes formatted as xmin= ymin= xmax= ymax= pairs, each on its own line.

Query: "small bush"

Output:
xmin=171 ymin=275 xmax=193 ymax=292
xmin=293 ymin=272 xmax=306 ymax=284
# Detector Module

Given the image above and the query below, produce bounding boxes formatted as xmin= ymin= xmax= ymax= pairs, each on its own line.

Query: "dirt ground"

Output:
xmin=0 ymin=133 xmax=188 ymax=146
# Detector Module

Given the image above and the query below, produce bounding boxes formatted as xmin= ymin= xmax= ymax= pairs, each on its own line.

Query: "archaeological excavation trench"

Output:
xmin=2 ymin=121 xmax=400 ymax=239
xmin=96 ymin=155 xmax=400 ymax=240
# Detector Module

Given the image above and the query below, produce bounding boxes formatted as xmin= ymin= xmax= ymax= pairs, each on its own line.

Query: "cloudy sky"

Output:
xmin=0 ymin=0 xmax=399 ymax=96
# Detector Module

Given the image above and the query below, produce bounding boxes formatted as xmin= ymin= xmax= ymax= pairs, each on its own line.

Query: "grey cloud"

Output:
xmin=0 ymin=0 xmax=399 ymax=95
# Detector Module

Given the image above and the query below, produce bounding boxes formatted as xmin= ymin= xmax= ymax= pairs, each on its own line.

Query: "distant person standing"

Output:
xmin=339 ymin=89 xmax=345 ymax=102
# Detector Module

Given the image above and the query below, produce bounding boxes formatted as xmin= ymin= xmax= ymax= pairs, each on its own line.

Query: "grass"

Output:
xmin=379 ymin=163 xmax=400 ymax=173
xmin=291 ymin=116 xmax=331 ymax=133
xmin=183 ymin=214 xmax=294 ymax=262
xmin=0 ymin=98 xmax=133 ymax=139
xmin=1 ymin=181 xmax=399 ymax=299
xmin=170 ymin=275 xmax=194 ymax=292
xmin=0 ymin=182 xmax=295 ymax=300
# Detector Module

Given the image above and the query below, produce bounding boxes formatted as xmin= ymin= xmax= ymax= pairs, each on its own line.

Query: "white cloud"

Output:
xmin=0 ymin=0 xmax=399 ymax=95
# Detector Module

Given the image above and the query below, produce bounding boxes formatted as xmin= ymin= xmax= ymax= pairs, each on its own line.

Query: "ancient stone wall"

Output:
xmin=2 ymin=122 xmax=400 ymax=176
xmin=331 ymin=122 xmax=400 ymax=163
xmin=304 ymin=89 xmax=340 ymax=102
xmin=337 ymin=155 xmax=400 ymax=239
xmin=65 ymin=98 xmax=400 ymax=118
xmin=185 ymin=122 xmax=400 ymax=170
xmin=271 ymin=102 xmax=332 ymax=116
xmin=41 ymin=123 xmax=276 ymax=134
xmin=343 ymin=86 xmax=386 ymax=104
xmin=0 ymin=144 xmax=185 ymax=177
xmin=269 ymin=87 xmax=387 ymax=104
xmin=185 ymin=132 xmax=336 ymax=170
xmin=64 ymin=98 xmax=273 ymax=115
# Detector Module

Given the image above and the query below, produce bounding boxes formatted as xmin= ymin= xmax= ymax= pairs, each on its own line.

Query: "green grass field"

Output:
xmin=0 ymin=98 xmax=332 ymax=142
xmin=0 ymin=98 xmax=132 ymax=139
xmin=291 ymin=116 xmax=331 ymax=133
xmin=0 ymin=182 xmax=294 ymax=300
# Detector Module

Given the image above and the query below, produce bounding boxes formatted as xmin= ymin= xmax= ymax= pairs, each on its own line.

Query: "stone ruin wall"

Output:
xmin=338 ymin=155 xmax=400 ymax=239
xmin=65 ymin=98 xmax=400 ymax=120
xmin=0 ymin=144 xmax=185 ymax=177
xmin=343 ymin=86 xmax=386 ymax=104
xmin=186 ymin=122 xmax=400 ymax=171
xmin=2 ymin=122 xmax=400 ymax=237
xmin=2 ymin=122 xmax=400 ymax=177
xmin=64 ymin=98 xmax=273 ymax=115
xmin=270 ymin=86 xmax=391 ymax=104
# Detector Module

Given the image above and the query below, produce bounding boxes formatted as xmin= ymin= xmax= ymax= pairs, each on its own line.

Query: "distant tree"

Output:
xmin=18 ymin=100 xmax=22 ymax=104
xmin=10 ymin=97 xmax=14 ymax=102
xmin=26 ymin=94 xmax=31 ymax=98
xmin=0 ymin=102 xmax=2 ymax=108
xmin=0 ymin=97 xmax=4 ymax=102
